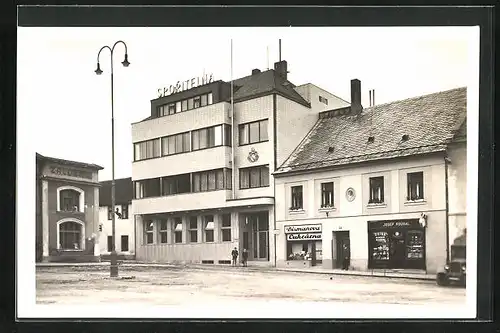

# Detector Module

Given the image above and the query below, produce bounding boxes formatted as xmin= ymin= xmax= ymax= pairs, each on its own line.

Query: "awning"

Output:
xmin=205 ymin=221 xmax=215 ymax=230
xmin=175 ymin=223 xmax=183 ymax=231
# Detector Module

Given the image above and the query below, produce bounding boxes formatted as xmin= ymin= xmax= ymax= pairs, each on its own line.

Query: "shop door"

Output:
xmin=333 ymin=231 xmax=350 ymax=269
xmin=243 ymin=231 xmax=249 ymax=251
xmin=251 ymin=212 xmax=269 ymax=260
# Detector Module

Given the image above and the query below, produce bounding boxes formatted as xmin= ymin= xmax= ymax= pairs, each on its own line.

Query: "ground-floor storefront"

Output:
xmin=134 ymin=205 xmax=275 ymax=266
xmin=276 ymin=211 xmax=447 ymax=274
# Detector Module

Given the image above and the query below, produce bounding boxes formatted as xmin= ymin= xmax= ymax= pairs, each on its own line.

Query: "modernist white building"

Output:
xmin=131 ymin=60 xmax=349 ymax=266
xmin=98 ymin=177 xmax=135 ymax=259
xmin=273 ymin=86 xmax=467 ymax=274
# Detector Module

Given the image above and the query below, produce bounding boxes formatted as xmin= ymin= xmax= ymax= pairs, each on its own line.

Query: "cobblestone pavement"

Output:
xmin=36 ymin=265 xmax=466 ymax=307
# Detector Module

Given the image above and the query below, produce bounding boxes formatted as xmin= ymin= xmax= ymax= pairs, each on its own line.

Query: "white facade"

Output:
xmin=98 ymin=204 xmax=135 ymax=257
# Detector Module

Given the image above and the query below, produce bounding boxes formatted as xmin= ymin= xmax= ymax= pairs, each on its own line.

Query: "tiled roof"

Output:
xmin=99 ymin=177 xmax=133 ymax=206
xmin=231 ymin=69 xmax=309 ymax=106
xmin=276 ymin=87 xmax=467 ymax=174
xmin=36 ymin=153 xmax=104 ymax=170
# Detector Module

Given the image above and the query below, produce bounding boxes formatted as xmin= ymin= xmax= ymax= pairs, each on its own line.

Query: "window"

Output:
xmin=369 ymin=176 xmax=385 ymax=204
xmin=134 ymin=178 xmax=161 ymax=199
xmin=192 ymin=169 xmax=227 ymax=192
xmin=239 ymin=165 xmax=269 ymax=189
xmin=321 ymin=182 xmax=334 ymax=208
xmin=319 ymin=96 xmax=328 ymax=105
xmin=174 ymin=218 xmax=183 ymax=243
xmin=201 ymin=94 xmax=207 ymax=107
xmin=188 ymin=216 xmax=198 ymax=243
xmin=107 ymin=236 xmax=113 ymax=252
xmin=121 ymin=205 xmax=129 ymax=219
xmin=107 ymin=206 xmax=113 ymax=220
xmin=134 ymin=138 xmax=161 ymax=161
xmin=162 ymin=132 xmax=190 ymax=156
xmin=204 ymin=215 xmax=214 ymax=242
xmin=59 ymin=221 xmax=82 ymax=250
xmin=208 ymin=93 xmax=213 ymax=105
xmin=121 ymin=235 xmax=129 ymax=252
xmin=159 ymin=220 xmax=168 ymax=243
xmin=221 ymin=214 xmax=231 ymax=242
xmin=187 ymin=98 xmax=194 ymax=110
xmin=168 ymin=103 xmax=176 ymax=115
xmin=407 ymin=172 xmax=424 ymax=201
xmin=182 ymin=99 xmax=188 ymax=111
xmin=176 ymin=101 xmax=182 ymax=113
xmin=193 ymin=96 xmax=201 ymax=108
xmin=161 ymin=173 xmax=191 ymax=196
xmin=191 ymin=125 xmax=229 ymax=151
xmin=144 ymin=220 xmax=154 ymax=244
xmin=60 ymin=189 xmax=80 ymax=212
xmin=239 ymin=119 xmax=269 ymax=145
xmin=291 ymin=186 xmax=303 ymax=210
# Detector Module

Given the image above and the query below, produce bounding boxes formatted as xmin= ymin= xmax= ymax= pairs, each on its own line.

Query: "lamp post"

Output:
xmin=95 ymin=41 xmax=130 ymax=277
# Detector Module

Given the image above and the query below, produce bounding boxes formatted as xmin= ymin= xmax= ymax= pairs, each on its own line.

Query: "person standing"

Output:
xmin=231 ymin=247 xmax=239 ymax=267
xmin=342 ymin=243 xmax=350 ymax=270
xmin=242 ymin=248 xmax=249 ymax=267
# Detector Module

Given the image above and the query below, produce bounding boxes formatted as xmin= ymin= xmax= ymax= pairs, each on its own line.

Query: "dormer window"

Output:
xmin=319 ymin=96 xmax=329 ymax=105
xmin=327 ymin=146 xmax=334 ymax=153
xmin=402 ymin=134 xmax=409 ymax=142
xmin=368 ymin=136 xmax=375 ymax=143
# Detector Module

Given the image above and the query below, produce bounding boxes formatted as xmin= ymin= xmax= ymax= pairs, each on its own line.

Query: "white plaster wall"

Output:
xmin=98 ymin=205 xmax=135 ymax=255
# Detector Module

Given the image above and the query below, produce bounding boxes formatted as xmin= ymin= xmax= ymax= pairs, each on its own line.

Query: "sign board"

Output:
xmin=157 ymin=73 xmax=214 ymax=98
xmin=368 ymin=219 xmax=420 ymax=230
xmin=287 ymin=233 xmax=322 ymax=241
xmin=284 ymin=224 xmax=322 ymax=234
xmin=49 ymin=165 xmax=93 ymax=180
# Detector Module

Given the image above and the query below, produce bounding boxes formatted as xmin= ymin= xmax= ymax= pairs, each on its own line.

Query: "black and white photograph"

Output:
xmin=16 ymin=19 xmax=481 ymax=319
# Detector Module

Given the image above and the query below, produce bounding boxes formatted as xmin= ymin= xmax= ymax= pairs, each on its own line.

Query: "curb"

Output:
xmin=36 ymin=262 xmax=435 ymax=281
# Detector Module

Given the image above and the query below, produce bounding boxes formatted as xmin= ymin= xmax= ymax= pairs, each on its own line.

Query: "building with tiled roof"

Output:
xmin=273 ymin=82 xmax=467 ymax=275
xmin=130 ymin=60 xmax=349 ymax=266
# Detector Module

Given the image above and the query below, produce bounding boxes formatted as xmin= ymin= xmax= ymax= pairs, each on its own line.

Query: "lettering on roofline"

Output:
xmin=157 ymin=73 xmax=214 ymax=98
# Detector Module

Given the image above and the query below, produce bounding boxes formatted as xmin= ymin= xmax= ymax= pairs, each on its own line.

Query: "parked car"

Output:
xmin=436 ymin=244 xmax=466 ymax=287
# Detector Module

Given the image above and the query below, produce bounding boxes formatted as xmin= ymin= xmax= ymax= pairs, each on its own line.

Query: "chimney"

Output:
xmin=252 ymin=68 xmax=261 ymax=75
xmin=350 ymin=79 xmax=362 ymax=114
xmin=274 ymin=60 xmax=288 ymax=80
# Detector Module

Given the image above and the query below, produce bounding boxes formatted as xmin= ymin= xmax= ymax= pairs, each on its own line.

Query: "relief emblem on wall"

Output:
xmin=247 ymin=148 xmax=259 ymax=163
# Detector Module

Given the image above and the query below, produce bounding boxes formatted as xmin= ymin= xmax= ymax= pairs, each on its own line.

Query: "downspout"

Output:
xmin=444 ymin=153 xmax=450 ymax=263
xmin=230 ymin=39 xmax=235 ymax=201
xmin=133 ymin=209 xmax=137 ymax=259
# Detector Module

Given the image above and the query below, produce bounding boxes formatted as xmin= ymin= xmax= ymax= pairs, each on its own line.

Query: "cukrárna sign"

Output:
xmin=286 ymin=233 xmax=322 ymax=241
xmin=157 ymin=73 xmax=214 ymax=98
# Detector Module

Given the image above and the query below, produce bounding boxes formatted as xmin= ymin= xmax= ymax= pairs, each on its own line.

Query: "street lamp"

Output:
xmin=95 ymin=40 xmax=130 ymax=277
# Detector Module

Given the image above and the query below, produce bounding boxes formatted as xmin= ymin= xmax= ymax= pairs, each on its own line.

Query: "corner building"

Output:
xmin=131 ymin=60 xmax=349 ymax=266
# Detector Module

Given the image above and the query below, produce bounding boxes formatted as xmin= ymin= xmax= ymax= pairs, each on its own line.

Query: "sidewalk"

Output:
xmin=36 ymin=261 xmax=435 ymax=281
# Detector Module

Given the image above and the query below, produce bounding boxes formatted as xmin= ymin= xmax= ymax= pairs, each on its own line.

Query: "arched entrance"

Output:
xmin=57 ymin=218 xmax=85 ymax=250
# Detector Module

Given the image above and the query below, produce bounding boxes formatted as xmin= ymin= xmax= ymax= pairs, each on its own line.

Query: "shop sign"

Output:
xmin=157 ymin=73 xmax=214 ymax=98
xmin=287 ymin=233 xmax=322 ymax=241
xmin=284 ymin=224 xmax=322 ymax=234
xmin=369 ymin=219 xmax=420 ymax=230
xmin=49 ymin=166 xmax=92 ymax=180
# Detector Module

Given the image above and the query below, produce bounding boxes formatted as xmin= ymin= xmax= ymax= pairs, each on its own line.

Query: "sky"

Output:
xmin=17 ymin=27 xmax=475 ymax=181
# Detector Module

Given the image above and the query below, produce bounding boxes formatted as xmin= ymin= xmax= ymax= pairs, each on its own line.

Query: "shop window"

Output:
xmin=107 ymin=206 xmax=113 ymax=220
xmin=174 ymin=218 xmax=183 ymax=243
xmin=144 ymin=220 xmax=154 ymax=244
xmin=239 ymin=165 xmax=269 ymax=189
xmin=60 ymin=189 xmax=80 ymax=212
xmin=121 ymin=235 xmax=129 ymax=252
xmin=238 ymin=119 xmax=269 ymax=145
xmin=221 ymin=214 xmax=231 ymax=242
xmin=407 ymin=172 xmax=424 ymax=201
xmin=320 ymin=182 xmax=334 ymax=208
xmin=369 ymin=176 xmax=385 ymax=204
xmin=188 ymin=216 xmax=198 ymax=243
xmin=291 ymin=186 xmax=303 ymax=210
xmin=107 ymin=235 xmax=113 ymax=252
xmin=121 ymin=205 xmax=129 ymax=219
xmin=159 ymin=220 xmax=168 ymax=244
xmin=204 ymin=215 xmax=215 ymax=242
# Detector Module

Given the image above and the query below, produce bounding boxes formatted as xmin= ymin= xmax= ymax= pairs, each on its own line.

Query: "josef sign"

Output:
xmin=284 ymin=224 xmax=322 ymax=234
xmin=157 ymin=73 xmax=214 ymax=98
xmin=287 ymin=233 xmax=322 ymax=241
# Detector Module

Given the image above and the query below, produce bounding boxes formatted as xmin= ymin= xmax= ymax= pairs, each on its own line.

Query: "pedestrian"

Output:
xmin=231 ymin=247 xmax=239 ymax=267
xmin=242 ymin=248 xmax=248 ymax=267
xmin=342 ymin=243 xmax=350 ymax=270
